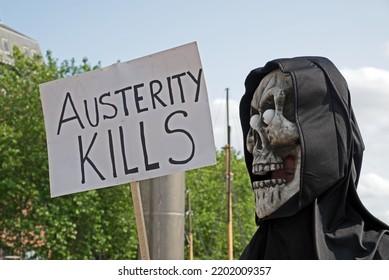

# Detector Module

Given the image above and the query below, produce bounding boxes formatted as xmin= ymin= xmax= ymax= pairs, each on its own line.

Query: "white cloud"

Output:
xmin=209 ymin=98 xmax=243 ymax=152
xmin=358 ymin=173 xmax=389 ymax=197
xmin=341 ymin=67 xmax=389 ymax=94
xmin=332 ymin=68 xmax=389 ymax=224
xmin=341 ymin=67 xmax=389 ymax=110
xmin=357 ymin=173 xmax=389 ymax=224
xmin=341 ymin=67 xmax=389 ymax=179
xmin=383 ymin=210 xmax=389 ymax=224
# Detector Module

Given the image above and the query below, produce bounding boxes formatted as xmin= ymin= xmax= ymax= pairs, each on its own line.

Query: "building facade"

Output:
xmin=0 ymin=22 xmax=42 ymax=64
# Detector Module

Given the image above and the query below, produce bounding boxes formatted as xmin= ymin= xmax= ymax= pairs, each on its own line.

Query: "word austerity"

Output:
xmin=57 ymin=69 xmax=203 ymax=135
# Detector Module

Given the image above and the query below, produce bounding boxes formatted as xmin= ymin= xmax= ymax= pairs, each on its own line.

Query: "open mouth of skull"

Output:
xmin=246 ymin=70 xmax=301 ymax=218
xmin=250 ymin=146 xmax=301 ymax=219
xmin=252 ymin=153 xmax=297 ymax=189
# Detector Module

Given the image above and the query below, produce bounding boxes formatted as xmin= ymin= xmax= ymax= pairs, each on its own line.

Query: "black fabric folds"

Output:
xmin=240 ymin=57 xmax=389 ymax=259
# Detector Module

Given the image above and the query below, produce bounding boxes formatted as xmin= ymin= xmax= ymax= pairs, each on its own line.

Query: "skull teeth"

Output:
xmin=252 ymin=179 xmax=286 ymax=189
xmin=252 ymin=163 xmax=283 ymax=175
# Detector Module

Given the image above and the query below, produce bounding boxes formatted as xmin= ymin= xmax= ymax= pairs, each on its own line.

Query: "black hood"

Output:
xmin=240 ymin=56 xmax=389 ymax=259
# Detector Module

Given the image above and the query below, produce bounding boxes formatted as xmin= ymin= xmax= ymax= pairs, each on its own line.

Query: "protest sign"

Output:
xmin=40 ymin=42 xmax=216 ymax=197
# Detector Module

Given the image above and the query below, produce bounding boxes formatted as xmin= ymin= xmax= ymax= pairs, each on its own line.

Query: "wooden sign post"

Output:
xmin=130 ymin=181 xmax=150 ymax=260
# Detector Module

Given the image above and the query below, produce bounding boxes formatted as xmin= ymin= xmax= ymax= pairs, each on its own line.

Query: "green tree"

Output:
xmin=0 ymin=48 xmax=138 ymax=259
xmin=185 ymin=149 xmax=257 ymax=260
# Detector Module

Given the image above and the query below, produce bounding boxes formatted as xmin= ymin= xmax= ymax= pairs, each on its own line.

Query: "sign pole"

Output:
xmin=186 ymin=189 xmax=194 ymax=260
xmin=226 ymin=88 xmax=233 ymax=260
xmin=130 ymin=181 xmax=150 ymax=260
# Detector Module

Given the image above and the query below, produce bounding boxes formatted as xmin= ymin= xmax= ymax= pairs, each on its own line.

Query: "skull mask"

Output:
xmin=247 ymin=70 xmax=301 ymax=219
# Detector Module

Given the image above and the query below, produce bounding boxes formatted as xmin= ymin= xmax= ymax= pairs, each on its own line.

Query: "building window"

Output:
xmin=2 ymin=38 xmax=10 ymax=52
xmin=23 ymin=46 xmax=29 ymax=57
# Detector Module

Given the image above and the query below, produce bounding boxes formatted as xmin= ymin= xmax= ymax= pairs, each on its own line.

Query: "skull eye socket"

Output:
xmin=249 ymin=114 xmax=261 ymax=130
xmin=247 ymin=113 xmax=262 ymax=153
xmin=262 ymin=109 xmax=275 ymax=125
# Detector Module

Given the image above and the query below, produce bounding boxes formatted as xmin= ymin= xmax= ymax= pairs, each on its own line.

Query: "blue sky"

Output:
xmin=2 ymin=0 xmax=389 ymax=222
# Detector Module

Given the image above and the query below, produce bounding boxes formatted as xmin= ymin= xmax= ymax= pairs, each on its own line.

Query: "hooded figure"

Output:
xmin=240 ymin=56 xmax=389 ymax=259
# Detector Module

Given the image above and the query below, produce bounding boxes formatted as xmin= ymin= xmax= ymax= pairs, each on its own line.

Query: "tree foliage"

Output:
xmin=0 ymin=48 xmax=138 ymax=259
xmin=0 ymin=48 xmax=257 ymax=259
xmin=185 ymin=149 xmax=257 ymax=259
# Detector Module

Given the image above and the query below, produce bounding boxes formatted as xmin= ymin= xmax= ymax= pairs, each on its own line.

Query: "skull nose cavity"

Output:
xmin=252 ymin=162 xmax=283 ymax=175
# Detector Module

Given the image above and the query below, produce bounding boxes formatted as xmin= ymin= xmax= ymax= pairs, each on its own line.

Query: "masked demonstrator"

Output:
xmin=240 ymin=56 xmax=389 ymax=259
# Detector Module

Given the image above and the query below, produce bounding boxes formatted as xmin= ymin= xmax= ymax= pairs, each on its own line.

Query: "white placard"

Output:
xmin=40 ymin=42 xmax=216 ymax=197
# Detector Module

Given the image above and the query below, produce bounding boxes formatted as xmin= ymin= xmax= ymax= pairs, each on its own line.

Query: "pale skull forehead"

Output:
xmin=251 ymin=70 xmax=293 ymax=112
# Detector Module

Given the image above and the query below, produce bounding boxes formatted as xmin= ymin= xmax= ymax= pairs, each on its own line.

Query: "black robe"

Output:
xmin=239 ymin=56 xmax=389 ymax=259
